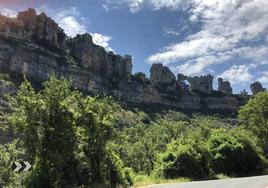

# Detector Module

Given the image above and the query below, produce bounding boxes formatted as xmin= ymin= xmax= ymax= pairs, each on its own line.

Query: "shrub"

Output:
xmin=155 ymin=141 xmax=212 ymax=179
xmin=208 ymin=128 xmax=265 ymax=176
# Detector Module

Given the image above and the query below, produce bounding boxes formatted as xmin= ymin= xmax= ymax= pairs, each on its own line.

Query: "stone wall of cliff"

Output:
xmin=0 ymin=9 xmax=265 ymax=114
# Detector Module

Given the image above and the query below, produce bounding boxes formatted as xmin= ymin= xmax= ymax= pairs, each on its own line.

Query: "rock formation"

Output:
xmin=250 ymin=82 xmax=266 ymax=95
xmin=0 ymin=8 xmax=66 ymax=48
xmin=67 ymin=34 xmax=132 ymax=76
xmin=150 ymin=63 xmax=175 ymax=84
xmin=178 ymin=74 xmax=213 ymax=94
xmin=218 ymin=78 xmax=232 ymax=95
xmin=0 ymin=9 xmax=261 ymax=114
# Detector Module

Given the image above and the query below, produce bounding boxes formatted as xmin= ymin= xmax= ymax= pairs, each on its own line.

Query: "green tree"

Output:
xmin=114 ymin=116 xmax=189 ymax=175
xmin=67 ymin=94 xmax=129 ymax=186
xmin=9 ymin=76 xmax=132 ymax=187
xmin=10 ymin=76 xmax=79 ymax=187
xmin=239 ymin=91 xmax=268 ymax=154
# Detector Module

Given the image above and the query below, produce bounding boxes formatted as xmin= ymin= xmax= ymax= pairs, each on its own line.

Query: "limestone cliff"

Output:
xmin=0 ymin=9 xmax=265 ymax=114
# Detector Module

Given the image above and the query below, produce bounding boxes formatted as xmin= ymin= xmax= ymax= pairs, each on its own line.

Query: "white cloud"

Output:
xmin=257 ymin=72 xmax=268 ymax=85
xmin=91 ymin=33 xmax=113 ymax=51
xmin=0 ymin=7 xmax=17 ymax=17
xmin=104 ymin=0 xmax=188 ymax=14
xmin=219 ymin=65 xmax=252 ymax=85
xmin=129 ymin=0 xmax=144 ymax=14
xmin=52 ymin=7 xmax=87 ymax=37
xmin=149 ymin=0 xmax=185 ymax=11
xmin=102 ymin=4 xmax=109 ymax=12
xmin=147 ymin=34 xmax=232 ymax=64
xmin=163 ymin=28 xmax=180 ymax=37
xmin=173 ymin=53 xmax=232 ymax=75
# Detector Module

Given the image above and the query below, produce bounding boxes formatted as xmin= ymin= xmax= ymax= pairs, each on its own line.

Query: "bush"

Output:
xmin=208 ymin=128 xmax=265 ymax=176
xmin=106 ymin=151 xmax=133 ymax=187
xmin=155 ymin=141 xmax=212 ymax=179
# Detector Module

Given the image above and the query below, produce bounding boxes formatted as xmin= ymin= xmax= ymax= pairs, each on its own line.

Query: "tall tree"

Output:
xmin=239 ymin=91 xmax=268 ymax=155
xmin=10 ymin=76 xmax=78 ymax=187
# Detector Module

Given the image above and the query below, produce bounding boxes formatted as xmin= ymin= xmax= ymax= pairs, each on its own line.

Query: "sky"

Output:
xmin=0 ymin=0 xmax=268 ymax=93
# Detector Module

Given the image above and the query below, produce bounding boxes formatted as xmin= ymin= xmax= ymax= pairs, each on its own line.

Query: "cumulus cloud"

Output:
xmin=174 ymin=53 xmax=233 ymax=75
xmin=91 ymin=33 xmax=113 ymax=51
xmin=129 ymin=0 xmax=144 ymax=14
xmin=149 ymin=0 xmax=187 ymax=10
xmin=219 ymin=65 xmax=253 ymax=85
xmin=257 ymin=72 xmax=268 ymax=85
xmin=147 ymin=34 xmax=232 ymax=65
xmin=52 ymin=7 xmax=87 ymax=37
xmin=0 ymin=7 xmax=17 ymax=17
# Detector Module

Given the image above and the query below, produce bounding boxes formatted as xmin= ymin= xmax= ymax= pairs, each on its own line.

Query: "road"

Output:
xmin=143 ymin=175 xmax=268 ymax=188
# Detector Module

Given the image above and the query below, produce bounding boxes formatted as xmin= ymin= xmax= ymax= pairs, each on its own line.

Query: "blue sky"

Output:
xmin=1 ymin=0 xmax=268 ymax=93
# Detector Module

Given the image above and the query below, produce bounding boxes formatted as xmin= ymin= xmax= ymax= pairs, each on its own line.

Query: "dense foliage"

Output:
xmin=5 ymin=76 xmax=131 ymax=187
xmin=0 ymin=76 xmax=267 ymax=187
xmin=239 ymin=91 xmax=268 ymax=155
xmin=208 ymin=128 xmax=264 ymax=175
xmin=113 ymin=113 xmax=266 ymax=180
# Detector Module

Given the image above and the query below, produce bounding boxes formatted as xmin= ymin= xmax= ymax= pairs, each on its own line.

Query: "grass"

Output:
xmin=133 ymin=175 xmax=190 ymax=187
xmin=215 ymin=173 xmax=230 ymax=180
xmin=132 ymin=173 xmax=232 ymax=187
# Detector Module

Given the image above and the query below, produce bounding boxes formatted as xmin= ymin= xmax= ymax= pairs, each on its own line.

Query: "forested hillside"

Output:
xmin=0 ymin=76 xmax=267 ymax=187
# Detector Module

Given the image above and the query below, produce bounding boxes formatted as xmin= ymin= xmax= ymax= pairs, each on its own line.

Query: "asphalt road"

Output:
xmin=143 ymin=175 xmax=268 ymax=188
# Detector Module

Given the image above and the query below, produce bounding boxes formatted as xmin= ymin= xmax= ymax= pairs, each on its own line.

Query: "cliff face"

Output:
xmin=0 ymin=9 xmax=263 ymax=113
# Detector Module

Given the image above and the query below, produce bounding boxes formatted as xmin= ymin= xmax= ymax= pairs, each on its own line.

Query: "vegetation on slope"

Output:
xmin=0 ymin=76 xmax=267 ymax=187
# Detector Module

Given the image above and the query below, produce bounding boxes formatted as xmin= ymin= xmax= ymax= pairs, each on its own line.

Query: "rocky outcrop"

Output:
xmin=250 ymin=82 xmax=266 ymax=95
xmin=178 ymin=74 xmax=213 ymax=94
xmin=0 ymin=8 xmax=66 ymax=49
xmin=218 ymin=78 xmax=232 ymax=95
xmin=150 ymin=63 xmax=175 ymax=84
xmin=67 ymin=34 xmax=132 ymax=76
